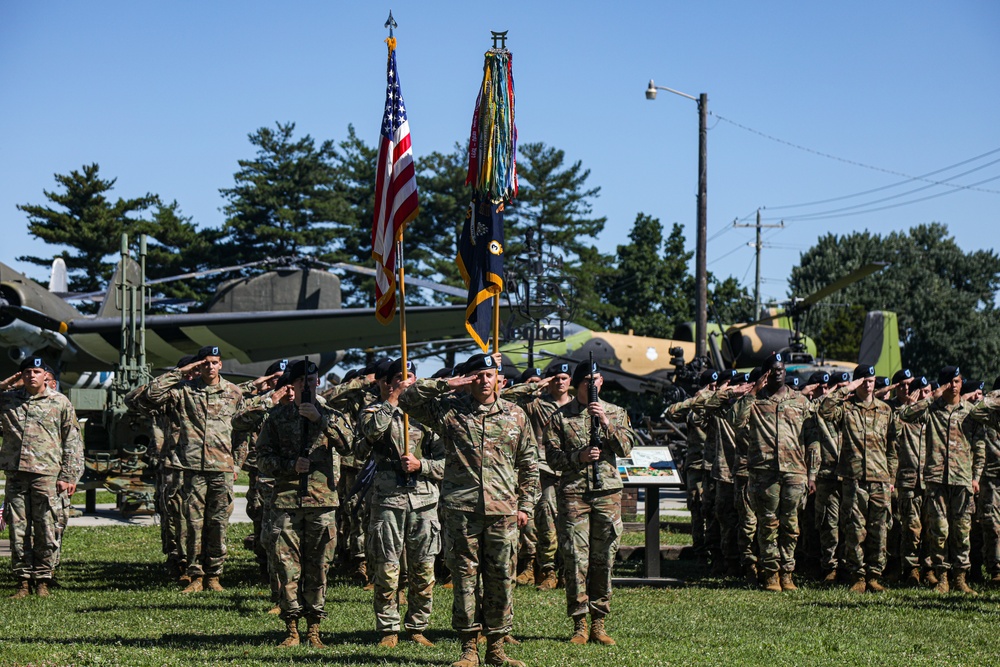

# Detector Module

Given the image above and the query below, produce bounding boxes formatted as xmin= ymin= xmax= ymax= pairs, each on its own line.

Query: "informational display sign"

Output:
xmin=617 ymin=446 xmax=681 ymax=485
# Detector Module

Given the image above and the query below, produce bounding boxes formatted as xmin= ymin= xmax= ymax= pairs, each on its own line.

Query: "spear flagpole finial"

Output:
xmin=385 ymin=10 xmax=397 ymax=36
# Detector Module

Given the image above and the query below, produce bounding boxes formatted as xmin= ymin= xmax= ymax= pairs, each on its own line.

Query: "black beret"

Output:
xmin=699 ymin=369 xmax=720 ymax=387
xmin=463 ymin=353 xmax=499 ymax=374
xmin=518 ymin=367 xmax=542 ymax=383
xmin=748 ymin=367 xmax=764 ymax=384
xmin=785 ymin=376 xmax=801 ymax=389
xmin=807 ymin=371 xmax=830 ymax=386
xmin=717 ymin=369 xmax=738 ymax=385
xmin=571 ymin=360 xmax=600 ymax=387
xmin=193 ymin=345 xmax=221 ymax=362
xmin=431 ymin=367 xmax=454 ymax=379
xmin=993 ymin=375 xmax=1000 ymax=392
xmin=875 ymin=376 xmax=890 ymax=388
xmin=931 ymin=381 xmax=941 ymax=391
xmin=914 ymin=376 xmax=930 ymax=389
xmin=286 ymin=359 xmax=318 ymax=382
xmin=265 ymin=359 xmax=289 ymax=376
xmin=962 ymin=379 xmax=984 ymax=395
xmin=762 ymin=353 xmax=784 ymax=371
xmin=386 ymin=358 xmax=415 ymax=379
xmin=891 ymin=369 xmax=913 ymax=384
xmin=19 ymin=356 xmax=45 ymax=372
xmin=731 ymin=372 xmax=749 ymax=385
xmin=938 ymin=365 xmax=961 ymax=386
xmin=544 ymin=362 xmax=571 ymax=378
xmin=363 ymin=359 xmax=390 ymax=376
xmin=342 ymin=368 xmax=360 ymax=383
xmin=853 ymin=365 xmax=876 ymax=380
xmin=828 ymin=371 xmax=851 ymax=386
xmin=373 ymin=358 xmax=395 ymax=381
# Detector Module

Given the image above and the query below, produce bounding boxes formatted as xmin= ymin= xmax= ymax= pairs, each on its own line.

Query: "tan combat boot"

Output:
xmin=990 ymin=571 xmax=1000 ymax=586
xmin=352 ymin=559 xmax=368 ymax=587
xmin=452 ymin=632 xmax=480 ymax=667
xmin=906 ymin=567 xmax=921 ymax=587
xmin=515 ymin=558 xmax=536 ymax=586
xmin=305 ymin=619 xmax=325 ymax=648
xmin=9 ymin=580 xmax=30 ymax=600
xmin=745 ymin=563 xmax=758 ymax=587
xmin=923 ymin=569 xmax=939 ymax=587
xmin=181 ymin=577 xmax=204 ymax=594
xmin=822 ymin=568 xmax=838 ymax=584
xmin=536 ymin=569 xmax=558 ymax=591
xmin=485 ymin=634 xmax=525 ymax=667
xmin=178 ymin=574 xmax=192 ymax=588
xmin=409 ymin=632 xmax=434 ymax=647
xmin=951 ymin=571 xmax=978 ymax=596
xmin=279 ymin=618 xmax=300 ymax=647
xmin=762 ymin=571 xmax=782 ymax=592
xmin=933 ymin=570 xmax=950 ymax=594
xmin=204 ymin=576 xmax=224 ymax=592
xmin=35 ymin=580 xmax=50 ymax=597
xmin=589 ymin=617 xmax=616 ymax=646
xmin=867 ymin=578 xmax=886 ymax=593
xmin=779 ymin=573 xmax=797 ymax=591
xmin=569 ymin=615 xmax=588 ymax=644
xmin=848 ymin=574 xmax=867 ymax=593
xmin=379 ymin=632 xmax=399 ymax=648
xmin=267 ymin=605 xmax=282 ymax=615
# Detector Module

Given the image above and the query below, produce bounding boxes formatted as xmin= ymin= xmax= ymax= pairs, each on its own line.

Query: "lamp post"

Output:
xmin=646 ymin=79 xmax=708 ymax=359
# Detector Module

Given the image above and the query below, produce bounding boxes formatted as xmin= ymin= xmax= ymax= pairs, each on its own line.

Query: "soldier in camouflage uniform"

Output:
xmin=725 ymin=353 xmax=818 ymax=592
xmin=357 ymin=358 xmax=445 ymax=648
xmin=977 ymin=376 xmax=1000 ymax=585
xmin=544 ymin=361 xmax=636 ymax=646
xmin=399 ymin=352 xmax=538 ymax=667
xmin=819 ymin=365 xmax=898 ymax=593
xmin=899 ymin=365 xmax=998 ymax=594
xmin=145 ymin=345 xmax=245 ymax=592
xmin=891 ymin=374 xmax=931 ymax=585
xmin=503 ymin=362 xmax=573 ymax=591
xmin=1 ymin=357 xmax=84 ymax=599
xmin=256 ymin=360 xmax=353 ymax=647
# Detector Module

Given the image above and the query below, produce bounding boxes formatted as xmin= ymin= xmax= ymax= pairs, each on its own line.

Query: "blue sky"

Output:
xmin=2 ymin=1 xmax=998 ymax=307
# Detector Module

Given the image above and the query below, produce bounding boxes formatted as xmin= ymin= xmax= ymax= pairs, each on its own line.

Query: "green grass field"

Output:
xmin=3 ymin=522 xmax=1000 ymax=666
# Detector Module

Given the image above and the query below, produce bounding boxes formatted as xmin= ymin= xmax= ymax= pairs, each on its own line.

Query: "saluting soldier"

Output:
xmin=145 ymin=345 xmax=244 ymax=592
xmin=357 ymin=358 xmax=444 ymax=649
xmin=544 ymin=361 xmax=636 ymax=646
xmin=1 ymin=358 xmax=83 ymax=599
xmin=399 ymin=352 xmax=538 ymax=667
xmin=256 ymin=360 xmax=354 ymax=647
xmin=819 ymin=365 xmax=898 ymax=593
xmin=977 ymin=376 xmax=1000 ymax=585
xmin=891 ymin=374 xmax=931 ymax=586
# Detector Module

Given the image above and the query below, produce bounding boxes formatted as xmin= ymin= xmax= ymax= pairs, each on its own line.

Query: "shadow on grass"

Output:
xmin=802 ymin=593 xmax=999 ymax=613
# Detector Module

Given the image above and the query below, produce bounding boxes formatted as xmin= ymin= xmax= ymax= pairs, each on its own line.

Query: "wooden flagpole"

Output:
xmin=396 ymin=237 xmax=411 ymax=456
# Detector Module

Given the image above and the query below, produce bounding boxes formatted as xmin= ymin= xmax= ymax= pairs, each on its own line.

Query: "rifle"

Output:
xmin=589 ymin=352 xmax=602 ymax=490
xmin=299 ymin=356 xmax=313 ymax=497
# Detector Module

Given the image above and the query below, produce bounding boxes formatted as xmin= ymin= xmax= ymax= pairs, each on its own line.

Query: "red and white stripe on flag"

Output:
xmin=372 ymin=40 xmax=418 ymax=324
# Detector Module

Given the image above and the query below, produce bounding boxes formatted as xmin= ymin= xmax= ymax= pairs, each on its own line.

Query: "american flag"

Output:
xmin=372 ymin=39 xmax=418 ymax=324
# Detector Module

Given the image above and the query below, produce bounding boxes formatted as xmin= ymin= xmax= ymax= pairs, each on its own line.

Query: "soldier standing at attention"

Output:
xmin=819 ymin=365 xmax=898 ymax=593
xmin=145 ymin=345 xmax=244 ymax=593
xmin=1 ymin=357 xmax=83 ymax=599
xmin=399 ymin=352 xmax=538 ymax=667
xmin=255 ymin=360 xmax=353 ymax=647
xmin=544 ymin=361 xmax=636 ymax=646
xmin=358 ymin=358 xmax=444 ymax=649
xmin=726 ymin=353 xmax=818 ymax=592
xmin=899 ymin=365 xmax=994 ymax=594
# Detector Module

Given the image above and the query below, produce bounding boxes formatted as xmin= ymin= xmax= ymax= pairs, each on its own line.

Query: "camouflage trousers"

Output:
xmin=369 ymin=501 xmax=441 ymax=632
xmin=841 ymin=480 xmax=890 ymax=577
xmin=897 ymin=486 xmax=927 ymax=570
xmin=518 ymin=471 xmax=559 ymax=572
xmin=925 ymin=483 xmax=975 ymax=572
xmin=815 ymin=477 xmax=842 ymax=571
xmin=714 ymin=480 xmax=739 ymax=564
xmin=259 ymin=479 xmax=282 ymax=601
xmin=182 ymin=471 xmax=234 ymax=578
xmin=558 ymin=490 xmax=623 ymax=619
xmin=686 ymin=468 xmax=706 ymax=556
xmin=338 ymin=467 xmax=366 ymax=562
xmin=734 ymin=475 xmax=758 ymax=566
xmin=444 ymin=510 xmax=517 ymax=636
xmin=157 ymin=466 xmax=187 ymax=569
xmin=979 ymin=477 xmax=1000 ymax=575
xmin=748 ymin=470 xmax=805 ymax=574
xmin=4 ymin=472 xmax=63 ymax=581
xmin=703 ymin=477 xmax=720 ymax=561
xmin=272 ymin=506 xmax=337 ymax=620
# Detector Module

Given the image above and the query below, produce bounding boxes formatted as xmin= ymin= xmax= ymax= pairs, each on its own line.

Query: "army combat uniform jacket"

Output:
xmin=399 ymin=379 xmax=539 ymax=518
xmin=0 ymin=387 xmax=83 ymax=483
xmin=898 ymin=398 xmax=988 ymax=489
xmin=819 ymin=388 xmax=898 ymax=483
xmin=727 ymin=386 xmax=818 ymax=478
xmin=544 ymin=398 xmax=636 ymax=493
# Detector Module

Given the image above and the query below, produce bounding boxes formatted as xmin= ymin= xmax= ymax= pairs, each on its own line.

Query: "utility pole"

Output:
xmin=734 ymin=209 xmax=783 ymax=318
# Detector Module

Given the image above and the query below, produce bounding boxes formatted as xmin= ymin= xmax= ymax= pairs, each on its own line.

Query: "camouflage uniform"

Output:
xmin=893 ymin=408 xmax=928 ymax=572
xmin=257 ymin=398 xmax=353 ymax=621
xmin=727 ymin=386 xmax=817 ymax=575
xmin=819 ymin=388 xmax=897 ymax=579
xmin=0 ymin=386 xmax=84 ymax=584
xmin=145 ymin=369 xmax=244 ymax=579
xmin=665 ymin=394 xmax=709 ymax=557
xmin=357 ymin=401 xmax=445 ymax=634
xmin=545 ymin=398 xmax=635 ymax=620
xmin=803 ymin=404 xmax=843 ymax=574
xmin=975 ymin=406 xmax=1000 ymax=577
xmin=899 ymin=397 xmax=994 ymax=574
xmin=694 ymin=390 xmax=740 ymax=570
xmin=399 ymin=379 xmax=538 ymax=638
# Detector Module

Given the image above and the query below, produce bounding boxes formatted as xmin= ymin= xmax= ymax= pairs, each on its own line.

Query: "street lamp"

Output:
xmin=646 ymin=79 xmax=708 ymax=360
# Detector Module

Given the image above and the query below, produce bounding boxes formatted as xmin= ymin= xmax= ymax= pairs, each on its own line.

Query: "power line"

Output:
xmin=713 ymin=113 xmax=1000 ymax=195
